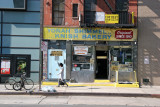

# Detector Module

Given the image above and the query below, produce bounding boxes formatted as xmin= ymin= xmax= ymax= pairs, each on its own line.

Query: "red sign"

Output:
xmin=1 ymin=60 xmax=11 ymax=74
xmin=115 ymin=30 xmax=133 ymax=39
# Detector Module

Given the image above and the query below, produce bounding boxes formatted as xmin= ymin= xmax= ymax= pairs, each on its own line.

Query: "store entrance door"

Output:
xmin=96 ymin=51 xmax=108 ymax=79
xmin=48 ymin=49 xmax=66 ymax=80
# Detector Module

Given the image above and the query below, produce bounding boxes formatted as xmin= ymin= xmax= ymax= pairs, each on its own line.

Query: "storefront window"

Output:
xmin=72 ymin=46 xmax=94 ymax=71
xmin=0 ymin=57 xmax=11 ymax=75
xmin=111 ymin=47 xmax=133 ymax=72
xmin=16 ymin=57 xmax=27 ymax=75
xmin=110 ymin=46 xmax=136 ymax=83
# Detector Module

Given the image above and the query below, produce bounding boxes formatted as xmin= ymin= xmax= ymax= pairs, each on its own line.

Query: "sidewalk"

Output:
xmin=0 ymin=84 xmax=160 ymax=98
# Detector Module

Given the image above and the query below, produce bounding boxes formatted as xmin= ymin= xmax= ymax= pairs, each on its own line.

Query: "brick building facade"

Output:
xmin=42 ymin=0 xmax=139 ymax=87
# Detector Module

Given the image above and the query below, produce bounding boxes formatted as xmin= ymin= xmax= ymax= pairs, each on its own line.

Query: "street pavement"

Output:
xmin=0 ymin=84 xmax=160 ymax=98
xmin=0 ymin=95 xmax=160 ymax=106
xmin=1 ymin=84 xmax=160 ymax=106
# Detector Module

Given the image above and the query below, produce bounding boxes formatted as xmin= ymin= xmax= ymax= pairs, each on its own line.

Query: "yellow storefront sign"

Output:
xmin=105 ymin=14 xmax=119 ymax=24
xmin=43 ymin=27 xmax=137 ymax=41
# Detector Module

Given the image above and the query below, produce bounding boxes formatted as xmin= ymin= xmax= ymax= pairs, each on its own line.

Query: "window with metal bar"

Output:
xmin=52 ymin=0 xmax=65 ymax=25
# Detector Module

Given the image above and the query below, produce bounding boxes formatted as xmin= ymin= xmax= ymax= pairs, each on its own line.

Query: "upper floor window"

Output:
xmin=73 ymin=4 xmax=78 ymax=17
xmin=0 ymin=0 xmax=26 ymax=10
xmin=52 ymin=0 xmax=65 ymax=25
xmin=84 ymin=0 xmax=96 ymax=24
xmin=115 ymin=0 xmax=129 ymax=11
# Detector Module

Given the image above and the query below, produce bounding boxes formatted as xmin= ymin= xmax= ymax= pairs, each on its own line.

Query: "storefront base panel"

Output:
xmin=42 ymin=81 xmax=115 ymax=86
xmin=94 ymin=80 xmax=111 ymax=83
xmin=115 ymin=83 xmax=139 ymax=88
xmin=71 ymin=71 xmax=94 ymax=83
xmin=42 ymin=81 xmax=139 ymax=87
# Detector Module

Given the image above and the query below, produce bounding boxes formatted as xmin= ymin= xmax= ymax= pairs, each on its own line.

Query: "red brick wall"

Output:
xmin=65 ymin=0 xmax=84 ymax=26
xmin=43 ymin=0 xmax=137 ymax=26
xmin=44 ymin=0 xmax=52 ymax=25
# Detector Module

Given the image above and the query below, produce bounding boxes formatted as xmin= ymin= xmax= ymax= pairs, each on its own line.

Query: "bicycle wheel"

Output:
xmin=5 ymin=79 xmax=16 ymax=90
xmin=24 ymin=79 xmax=34 ymax=90
xmin=13 ymin=82 xmax=22 ymax=91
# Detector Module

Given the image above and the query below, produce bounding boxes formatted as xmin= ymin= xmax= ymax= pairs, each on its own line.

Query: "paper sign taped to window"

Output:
xmin=74 ymin=46 xmax=88 ymax=55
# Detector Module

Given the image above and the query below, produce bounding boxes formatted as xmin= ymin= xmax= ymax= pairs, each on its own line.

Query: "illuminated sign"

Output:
xmin=43 ymin=27 xmax=137 ymax=41
xmin=1 ymin=60 xmax=11 ymax=74
xmin=105 ymin=14 xmax=119 ymax=24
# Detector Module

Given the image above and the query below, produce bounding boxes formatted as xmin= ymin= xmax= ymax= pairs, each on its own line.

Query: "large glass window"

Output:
xmin=84 ymin=0 xmax=96 ymax=24
xmin=53 ymin=0 xmax=65 ymax=25
xmin=110 ymin=46 xmax=136 ymax=83
xmin=0 ymin=0 xmax=26 ymax=10
xmin=72 ymin=46 xmax=94 ymax=71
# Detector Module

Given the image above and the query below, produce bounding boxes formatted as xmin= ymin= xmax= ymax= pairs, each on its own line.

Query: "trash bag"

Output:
xmin=42 ymin=86 xmax=55 ymax=92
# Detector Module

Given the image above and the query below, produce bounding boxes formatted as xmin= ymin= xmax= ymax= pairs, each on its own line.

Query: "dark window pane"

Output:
xmin=0 ymin=0 xmax=25 ymax=10
xmin=84 ymin=4 xmax=91 ymax=11
xmin=73 ymin=4 xmax=78 ymax=17
xmin=53 ymin=11 xmax=59 ymax=18
xmin=58 ymin=18 xmax=64 ymax=25
xmin=53 ymin=18 xmax=59 ymax=25
xmin=59 ymin=12 xmax=64 ymax=17
xmin=59 ymin=3 xmax=65 ymax=11
xmin=52 ymin=0 xmax=65 ymax=25
xmin=53 ymin=5 xmax=59 ymax=11
xmin=116 ymin=0 xmax=129 ymax=11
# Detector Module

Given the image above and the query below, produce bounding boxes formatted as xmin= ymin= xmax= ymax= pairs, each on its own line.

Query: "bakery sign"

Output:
xmin=115 ymin=30 xmax=133 ymax=39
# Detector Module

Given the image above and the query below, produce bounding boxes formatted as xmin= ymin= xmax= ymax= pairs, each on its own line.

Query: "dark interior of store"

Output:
xmin=96 ymin=51 xmax=108 ymax=79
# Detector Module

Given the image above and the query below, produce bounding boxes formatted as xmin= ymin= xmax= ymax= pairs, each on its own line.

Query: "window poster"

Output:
xmin=74 ymin=46 xmax=88 ymax=55
xmin=1 ymin=60 xmax=11 ymax=74
xmin=96 ymin=12 xmax=105 ymax=21
xmin=144 ymin=56 xmax=149 ymax=64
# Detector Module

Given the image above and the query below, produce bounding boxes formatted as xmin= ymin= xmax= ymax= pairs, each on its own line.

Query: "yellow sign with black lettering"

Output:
xmin=50 ymin=51 xmax=62 ymax=56
xmin=105 ymin=14 xmax=119 ymax=24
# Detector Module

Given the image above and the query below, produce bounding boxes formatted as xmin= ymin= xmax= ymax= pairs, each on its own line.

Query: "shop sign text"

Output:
xmin=74 ymin=46 xmax=88 ymax=55
xmin=115 ymin=30 xmax=133 ymax=39
xmin=44 ymin=28 xmax=137 ymax=41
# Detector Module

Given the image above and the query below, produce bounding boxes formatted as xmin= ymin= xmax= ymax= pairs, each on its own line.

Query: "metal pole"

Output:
xmin=116 ymin=70 xmax=118 ymax=83
xmin=39 ymin=0 xmax=44 ymax=91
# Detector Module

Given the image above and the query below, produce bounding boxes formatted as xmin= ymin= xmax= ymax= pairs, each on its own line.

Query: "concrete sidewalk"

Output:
xmin=0 ymin=84 xmax=160 ymax=98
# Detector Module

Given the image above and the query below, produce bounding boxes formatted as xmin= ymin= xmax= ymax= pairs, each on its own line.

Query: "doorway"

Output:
xmin=96 ymin=51 xmax=108 ymax=79
xmin=48 ymin=49 xmax=66 ymax=80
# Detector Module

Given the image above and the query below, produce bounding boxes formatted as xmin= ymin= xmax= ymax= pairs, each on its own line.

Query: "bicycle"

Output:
xmin=13 ymin=72 xmax=34 ymax=91
xmin=5 ymin=78 xmax=16 ymax=90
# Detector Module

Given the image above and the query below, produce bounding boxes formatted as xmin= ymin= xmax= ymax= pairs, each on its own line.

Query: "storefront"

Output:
xmin=43 ymin=27 xmax=137 ymax=83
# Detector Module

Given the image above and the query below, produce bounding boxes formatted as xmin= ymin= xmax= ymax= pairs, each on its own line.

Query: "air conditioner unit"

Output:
xmin=79 ymin=13 xmax=81 ymax=26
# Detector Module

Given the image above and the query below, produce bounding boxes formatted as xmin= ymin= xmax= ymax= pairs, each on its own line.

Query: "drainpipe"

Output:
xmin=39 ymin=0 xmax=44 ymax=91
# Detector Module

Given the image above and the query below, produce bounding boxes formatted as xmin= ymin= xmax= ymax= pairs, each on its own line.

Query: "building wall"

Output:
xmin=44 ymin=0 xmax=52 ymax=25
xmin=0 ymin=0 xmax=41 ymax=83
xmin=129 ymin=0 xmax=138 ymax=26
xmin=44 ymin=0 xmax=138 ymax=26
xmin=138 ymin=0 xmax=160 ymax=85
xmin=43 ymin=0 xmax=138 ymax=83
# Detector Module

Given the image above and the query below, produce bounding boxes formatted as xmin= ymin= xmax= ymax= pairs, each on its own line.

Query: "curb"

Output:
xmin=0 ymin=92 xmax=160 ymax=98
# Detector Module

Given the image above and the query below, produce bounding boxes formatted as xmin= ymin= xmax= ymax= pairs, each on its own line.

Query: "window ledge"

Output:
xmin=72 ymin=17 xmax=79 ymax=19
